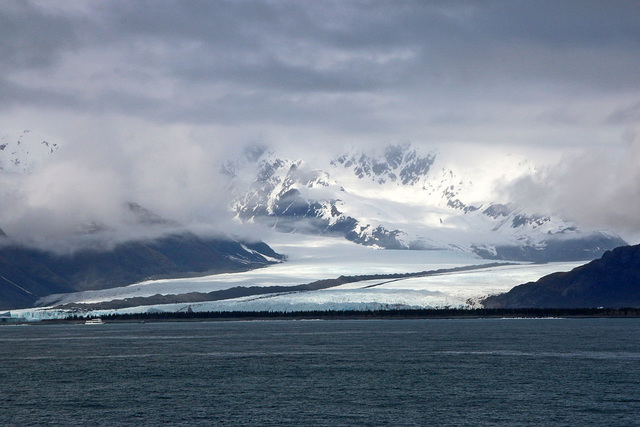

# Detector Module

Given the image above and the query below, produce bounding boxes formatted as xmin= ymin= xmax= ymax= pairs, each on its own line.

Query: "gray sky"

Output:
xmin=1 ymin=0 xmax=640 ymax=242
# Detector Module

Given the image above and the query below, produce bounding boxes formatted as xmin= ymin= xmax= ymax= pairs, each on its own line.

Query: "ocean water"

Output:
xmin=1 ymin=318 xmax=639 ymax=426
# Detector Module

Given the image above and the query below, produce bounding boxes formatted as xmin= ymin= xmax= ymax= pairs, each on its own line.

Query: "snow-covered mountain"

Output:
xmin=225 ymin=142 xmax=625 ymax=262
xmin=0 ymin=131 xmax=286 ymax=310
xmin=0 ymin=129 xmax=625 ymax=266
xmin=0 ymin=129 xmax=60 ymax=174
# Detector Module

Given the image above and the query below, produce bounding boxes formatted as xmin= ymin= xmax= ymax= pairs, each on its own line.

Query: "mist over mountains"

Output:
xmin=2 ymin=3 xmax=639 ymax=315
xmin=0 ymin=129 xmax=635 ymax=312
xmin=0 ymin=129 xmax=627 ymax=260
xmin=225 ymin=142 xmax=625 ymax=262
xmin=0 ymin=130 xmax=59 ymax=174
xmin=0 ymin=131 xmax=285 ymax=309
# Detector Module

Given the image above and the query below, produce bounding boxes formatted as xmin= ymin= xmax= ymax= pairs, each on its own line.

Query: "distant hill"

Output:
xmin=0 ymin=232 xmax=283 ymax=310
xmin=482 ymin=244 xmax=640 ymax=308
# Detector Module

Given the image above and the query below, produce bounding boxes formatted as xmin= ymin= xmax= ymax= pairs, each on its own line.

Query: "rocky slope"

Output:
xmin=482 ymin=244 xmax=640 ymax=308
xmin=225 ymin=142 xmax=625 ymax=262
xmin=0 ymin=229 xmax=283 ymax=310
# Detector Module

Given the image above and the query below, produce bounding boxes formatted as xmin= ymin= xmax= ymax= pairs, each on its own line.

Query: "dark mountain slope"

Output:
xmin=0 ymin=232 xmax=283 ymax=310
xmin=482 ymin=244 xmax=640 ymax=308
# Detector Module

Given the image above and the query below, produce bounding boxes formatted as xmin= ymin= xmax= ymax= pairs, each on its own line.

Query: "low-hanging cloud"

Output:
xmin=0 ymin=125 xmax=247 ymax=250
xmin=506 ymin=136 xmax=640 ymax=243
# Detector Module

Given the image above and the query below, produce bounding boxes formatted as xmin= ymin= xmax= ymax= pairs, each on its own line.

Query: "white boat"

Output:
xmin=84 ymin=318 xmax=104 ymax=325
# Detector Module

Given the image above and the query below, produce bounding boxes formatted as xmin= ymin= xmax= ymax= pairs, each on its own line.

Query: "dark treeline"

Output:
xmin=60 ymin=307 xmax=640 ymax=323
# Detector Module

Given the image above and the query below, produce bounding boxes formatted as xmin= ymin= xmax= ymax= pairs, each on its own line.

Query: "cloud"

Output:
xmin=607 ymin=102 xmax=640 ymax=125
xmin=506 ymin=136 xmax=640 ymax=243
xmin=4 ymin=0 xmax=639 ymax=137
xmin=0 ymin=124 xmax=243 ymax=249
xmin=0 ymin=1 xmax=80 ymax=70
xmin=1 ymin=1 xmax=640 ymax=244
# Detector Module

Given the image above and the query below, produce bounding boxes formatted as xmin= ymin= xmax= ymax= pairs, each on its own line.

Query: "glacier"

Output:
xmin=11 ymin=234 xmax=583 ymax=321
xmin=0 ymin=136 xmax=621 ymax=320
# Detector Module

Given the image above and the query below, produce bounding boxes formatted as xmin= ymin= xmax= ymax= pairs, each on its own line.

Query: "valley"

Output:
xmin=0 ymin=132 xmax=633 ymax=319
xmin=8 ymin=234 xmax=585 ymax=321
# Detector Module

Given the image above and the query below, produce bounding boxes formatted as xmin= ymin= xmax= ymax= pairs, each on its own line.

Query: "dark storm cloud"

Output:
xmin=99 ymin=0 xmax=417 ymax=96
xmin=4 ymin=0 xmax=640 ymax=130
xmin=0 ymin=1 xmax=80 ymax=69
xmin=0 ymin=78 xmax=81 ymax=112
xmin=101 ymin=0 xmax=640 ymax=92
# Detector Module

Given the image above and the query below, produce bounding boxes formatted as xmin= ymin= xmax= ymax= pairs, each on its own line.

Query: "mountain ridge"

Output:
xmin=482 ymin=244 xmax=640 ymax=308
xmin=225 ymin=142 xmax=626 ymax=261
xmin=0 ymin=229 xmax=284 ymax=310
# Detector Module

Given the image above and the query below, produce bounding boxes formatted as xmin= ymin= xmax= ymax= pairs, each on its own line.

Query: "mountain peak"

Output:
xmin=0 ymin=130 xmax=60 ymax=174
xmin=226 ymin=142 xmax=625 ymax=262
xmin=331 ymin=142 xmax=437 ymax=185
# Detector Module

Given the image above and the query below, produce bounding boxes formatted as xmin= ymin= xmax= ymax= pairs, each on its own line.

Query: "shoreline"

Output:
xmin=14 ymin=307 xmax=640 ymax=324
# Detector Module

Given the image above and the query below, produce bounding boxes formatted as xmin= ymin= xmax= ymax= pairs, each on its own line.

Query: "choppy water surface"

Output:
xmin=1 ymin=318 xmax=639 ymax=426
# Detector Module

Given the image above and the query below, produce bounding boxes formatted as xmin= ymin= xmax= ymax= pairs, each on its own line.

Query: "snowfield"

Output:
xmin=8 ymin=234 xmax=584 ymax=321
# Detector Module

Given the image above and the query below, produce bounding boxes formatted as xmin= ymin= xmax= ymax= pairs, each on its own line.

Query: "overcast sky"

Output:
xmin=2 ymin=0 xmax=640 ymax=243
